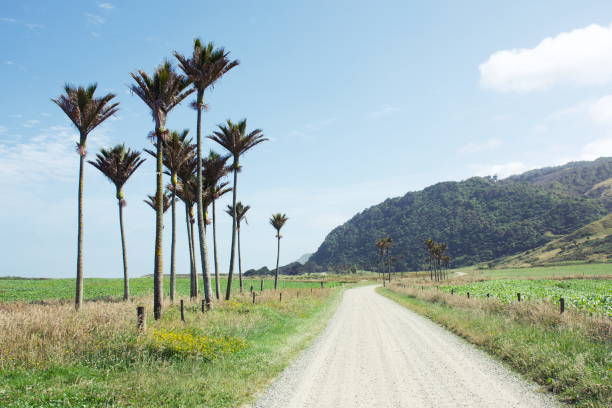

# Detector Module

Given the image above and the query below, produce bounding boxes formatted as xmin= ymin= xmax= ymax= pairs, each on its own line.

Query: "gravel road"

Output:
xmin=253 ymin=285 xmax=559 ymax=408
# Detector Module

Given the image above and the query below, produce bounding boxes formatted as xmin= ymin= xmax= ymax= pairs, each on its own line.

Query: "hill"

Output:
xmin=491 ymin=213 xmax=612 ymax=268
xmin=307 ymin=159 xmax=611 ymax=271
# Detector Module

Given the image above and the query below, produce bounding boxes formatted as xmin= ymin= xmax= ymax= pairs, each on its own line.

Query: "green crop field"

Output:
xmin=0 ymin=276 xmax=342 ymax=303
xmin=442 ymin=279 xmax=612 ymax=316
xmin=456 ymin=262 xmax=612 ymax=278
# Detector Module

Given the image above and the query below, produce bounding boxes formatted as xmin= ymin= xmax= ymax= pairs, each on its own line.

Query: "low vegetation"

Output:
xmin=379 ymin=283 xmax=612 ymax=407
xmin=0 ymin=286 xmax=341 ymax=407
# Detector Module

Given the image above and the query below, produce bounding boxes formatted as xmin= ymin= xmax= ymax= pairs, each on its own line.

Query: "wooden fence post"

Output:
xmin=180 ymin=300 xmax=185 ymax=322
xmin=320 ymin=281 xmax=323 ymax=289
xmin=451 ymin=289 xmax=454 ymax=295
xmin=250 ymin=285 xmax=253 ymax=293
xmin=252 ymin=291 xmax=256 ymax=304
xmin=201 ymin=299 xmax=206 ymax=313
xmin=467 ymin=292 xmax=470 ymax=299
xmin=137 ymin=306 xmax=145 ymax=332
xmin=260 ymin=279 xmax=264 ymax=292
xmin=279 ymin=292 xmax=282 ymax=302
xmin=560 ymin=297 xmax=565 ymax=314
xmin=517 ymin=293 xmax=521 ymax=302
xmin=486 ymin=293 xmax=490 ymax=298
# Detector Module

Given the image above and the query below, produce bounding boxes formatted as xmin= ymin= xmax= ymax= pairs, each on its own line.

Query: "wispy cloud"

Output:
xmin=458 ymin=137 xmax=501 ymax=154
xmin=23 ymin=119 xmax=40 ymax=128
xmin=368 ymin=105 xmax=400 ymax=119
xmin=84 ymin=13 xmax=105 ymax=25
xmin=4 ymin=60 xmax=14 ymax=65
xmin=0 ymin=17 xmax=17 ymax=23
xmin=0 ymin=17 xmax=44 ymax=30
xmin=289 ymin=118 xmax=335 ymax=140
xmin=25 ymin=23 xmax=44 ymax=30
xmin=98 ymin=2 xmax=115 ymax=9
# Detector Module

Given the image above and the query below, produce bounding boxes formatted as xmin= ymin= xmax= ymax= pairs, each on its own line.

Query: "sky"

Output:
xmin=1 ymin=0 xmax=612 ymax=278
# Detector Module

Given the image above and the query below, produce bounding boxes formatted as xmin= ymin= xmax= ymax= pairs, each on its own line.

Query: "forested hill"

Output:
xmin=308 ymin=159 xmax=610 ymax=271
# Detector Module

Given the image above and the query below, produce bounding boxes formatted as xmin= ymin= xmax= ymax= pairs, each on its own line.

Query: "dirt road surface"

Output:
xmin=253 ymin=285 xmax=559 ymax=408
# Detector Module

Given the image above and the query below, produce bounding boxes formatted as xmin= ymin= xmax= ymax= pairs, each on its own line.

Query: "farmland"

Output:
xmin=441 ymin=279 xmax=612 ymax=316
xmin=0 ymin=276 xmax=344 ymax=303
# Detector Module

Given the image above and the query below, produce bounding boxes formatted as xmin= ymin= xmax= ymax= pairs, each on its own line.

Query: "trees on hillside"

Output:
xmin=425 ymin=239 xmax=450 ymax=281
xmin=270 ymin=213 xmax=288 ymax=290
xmin=52 ymin=84 xmax=119 ymax=310
xmin=88 ymin=145 xmax=145 ymax=300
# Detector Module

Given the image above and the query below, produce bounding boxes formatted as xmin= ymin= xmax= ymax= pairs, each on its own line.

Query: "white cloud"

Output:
xmin=98 ymin=3 xmax=114 ymax=9
xmin=84 ymin=13 xmax=105 ymax=25
xmin=587 ymin=95 xmax=612 ymax=124
xmin=480 ymin=23 xmax=612 ymax=92
xmin=369 ymin=105 xmax=399 ymax=119
xmin=470 ymin=162 xmax=532 ymax=178
xmin=0 ymin=17 xmax=17 ymax=23
xmin=23 ymin=119 xmax=40 ymax=128
xmin=458 ymin=137 xmax=501 ymax=154
xmin=4 ymin=60 xmax=14 ymax=65
xmin=580 ymin=137 xmax=612 ymax=159
xmin=25 ymin=23 xmax=44 ymax=30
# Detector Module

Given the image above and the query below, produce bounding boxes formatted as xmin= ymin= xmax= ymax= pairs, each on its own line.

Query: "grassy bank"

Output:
xmin=378 ymin=285 xmax=611 ymax=408
xmin=0 ymin=287 xmax=342 ymax=407
xmin=0 ymin=276 xmax=346 ymax=303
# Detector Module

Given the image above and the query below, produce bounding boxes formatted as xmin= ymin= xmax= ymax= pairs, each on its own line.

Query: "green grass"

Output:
xmin=378 ymin=287 xmax=612 ymax=408
xmin=442 ymin=279 xmax=612 ymax=316
xmin=459 ymin=263 xmax=611 ymax=279
xmin=0 ymin=288 xmax=343 ymax=407
xmin=0 ymin=276 xmax=343 ymax=303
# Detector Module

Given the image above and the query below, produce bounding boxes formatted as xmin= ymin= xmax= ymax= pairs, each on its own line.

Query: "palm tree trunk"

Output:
xmin=185 ymin=204 xmax=196 ymax=297
xmin=212 ymin=199 xmax=220 ymax=300
xmin=195 ymin=95 xmax=213 ymax=309
xmin=75 ymin=152 xmax=85 ymax=310
xmin=118 ymin=198 xmax=129 ymax=301
xmin=274 ymin=235 xmax=280 ymax=290
xmin=225 ymin=165 xmax=238 ymax=300
xmin=191 ymin=213 xmax=199 ymax=297
xmin=170 ymin=185 xmax=177 ymax=302
xmin=238 ymin=227 xmax=243 ymax=293
xmin=153 ymin=136 xmax=164 ymax=320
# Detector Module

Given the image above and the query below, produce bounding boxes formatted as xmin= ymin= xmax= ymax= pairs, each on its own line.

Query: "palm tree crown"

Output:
xmin=208 ymin=119 xmax=268 ymax=166
xmin=144 ymin=193 xmax=173 ymax=213
xmin=202 ymin=151 xmax=231 ymax=187
xmin=270 ymin=213 xmax=289 ymax=237
xmin=129 ymin=61 xmax=193 ymax=133
xmin=52 ymin=83 xmax=119 ymax=153
xmin=226 ymin=202 xmax=250 ymax=229
xmin=88 ymin=144 xmax=145 ymax=203
xmin=174 ymin=39 xmax=239 ymax=99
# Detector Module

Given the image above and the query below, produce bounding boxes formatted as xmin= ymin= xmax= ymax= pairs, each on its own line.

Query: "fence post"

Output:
xmin=252 ymin=291 xmax=256 ymax=304
xmin=279 ymin=292 xmax=282 ymax=302
xmin=201 ymin=299 xmax=206 ymax=313
xmin=451 ymin=289 xmax=454 ymax=295
xmin=320 ymin=281 xmax=323 ymax=289
xmin=486 ymin=293 xmax=490 ymax=298
xmin=180 ymin=300 xmax=185 ymax=322
xmin=467 ymin=292 xmax=470 ymax=299
xmin=250 ymin=285 xmax=253 ymax=293
xmin=260 ymin=279 xmax=264 ymax=292
xmin=137 ymin=306 xmax=145 ymax=332
xmin=517 ymin=293 xmax=521 ymax=302
xmin=560 ymin=297 xmax=565 ymax=314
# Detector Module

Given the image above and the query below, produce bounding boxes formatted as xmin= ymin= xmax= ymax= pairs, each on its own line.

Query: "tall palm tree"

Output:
xmin=226 ymin=202 xmax=250 ymax=293
xmin=209 ymin=119 xmax=268 ymax=299
xmin=270 ymin=213 xmax=288 ymax=290
xmin=130 ymin=61 xmax=192 ymax=320
xmin=202 ymin=151 xmax=232 ymax=299
xmin=52 ymin=84 xmax=119 ymax=310
xmin=175 ymin=39 xmax=239 ymax=310
xmin=146 ymin=129 xmax=194 ymax=301
xmin=88 ymin=144 xmax=145 ymax=300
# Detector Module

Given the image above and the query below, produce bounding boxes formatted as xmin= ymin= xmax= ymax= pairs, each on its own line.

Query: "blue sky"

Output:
xmin=2 ymin=1 xmax=612 ymax=278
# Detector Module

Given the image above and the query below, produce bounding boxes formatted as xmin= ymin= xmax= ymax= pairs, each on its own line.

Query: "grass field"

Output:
xmin=456 ymin=262 xmax=611 ymax=279
xmin=0 ymin=276 xmax=345 ymax=303
xmin=441 ymin=279 xmax=612 ymax=316
xmin=379 ymin=285 xmax=612 ymax=407
xmin=0 ymin=287 xmax=343 ymax=407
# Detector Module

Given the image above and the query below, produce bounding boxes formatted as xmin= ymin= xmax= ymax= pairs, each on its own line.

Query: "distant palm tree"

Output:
xmin=146 ymin=129 xmax=194 ymax=301
xmin=209 ymin=119 xmax=268 ymax=299
xmin=202 ymin=151 xmax=232 ymax=299
xmin=88 ymin=144 xmax=145 ymax=300
xmin=226 ymin=202 xmax=250 ymax=293
xmin=130 ymin=61 xmax=192 ymax=319
xmin=52 ymin=83 xmax=119 ymax=310
xmin=270 ymin=213 xmax=288 ymax=290
xmin=375 ymin=237 xmax=393 ymax=281
xmin=175 ymin=39 xmax=239 ymax=310
xmin=144 ymin=192 xmax=173 ymax=213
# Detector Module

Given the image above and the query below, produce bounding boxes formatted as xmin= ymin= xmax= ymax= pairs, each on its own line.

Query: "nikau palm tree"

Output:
xmin=52 ymin=83 xmax=119 ymax=310
xmin=88 ymin=145 xmax=145 ymax=300
xmin=226 ymin=202 xmax=250 ymax=293
xmin=202 ymin=151 xmax=232 ymax=299
xmin=175 ymin=39 xmax=239 ymax=310
xmin=144 ymin=192 xmax=173 ymax=213
xmin=209 ymin=119 xmax=268 ymax=299
xmin=130 ymin=61 xmax=192 ymax=319
xmin=270 ymin=213 xmax=288 ymax=290
xmin=146 ymin=129 xmax=194 ymax=301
